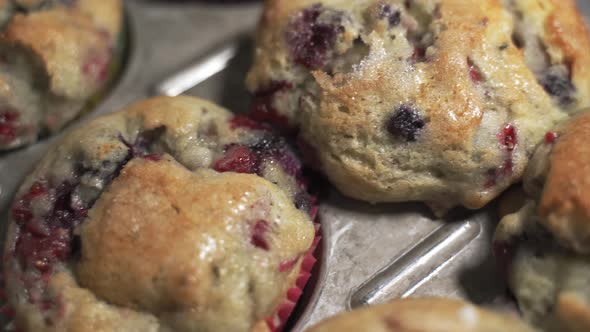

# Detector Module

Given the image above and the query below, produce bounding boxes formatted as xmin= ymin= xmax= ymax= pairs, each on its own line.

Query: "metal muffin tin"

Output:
xmin=1 ymin=1 xmax=589 ymax=331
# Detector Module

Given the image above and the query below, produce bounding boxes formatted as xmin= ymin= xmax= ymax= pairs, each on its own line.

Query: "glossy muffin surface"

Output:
xmin=247 ymin=0 xmax=590 ymax=214
xmin=4 ymin=96 xmax=316 ymax=332
xmin=495 ymin=111 xmax=590 ymax=332
xmin=305 ymin=298 xmax=535 ymax=332
xmin=0 ymin=0 xmax=123 ymax=150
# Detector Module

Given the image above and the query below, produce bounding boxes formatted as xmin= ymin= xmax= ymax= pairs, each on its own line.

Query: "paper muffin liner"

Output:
xmin=265 ymin=203 xmax=321 ymax=332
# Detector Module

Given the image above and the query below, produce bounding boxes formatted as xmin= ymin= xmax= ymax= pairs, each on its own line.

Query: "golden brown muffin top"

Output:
xmin=0 ymin=0 xmax=123 ymax=149
xmin=4 ymin=96 xmax=316 ymax=332
xmin=77 ymin=158 xmax=312 ymax=331
xmin=246 ymin=0 xmax=590 ymax=213
xmin=305 ymin=298 xmax=535 ymax=332
xmin=538 ymin=111 xmax=590 ymax=253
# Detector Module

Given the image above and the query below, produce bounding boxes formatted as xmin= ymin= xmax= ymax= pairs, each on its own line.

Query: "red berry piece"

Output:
xmin=250 ymin=81 xmax=292 ymax=130
xmin=411 ymin=46 xmax=427 ymax=63
xmin=214 ymin=144 xmax=259 ymax=174
xmin=545 ymin=131 xmax=558 ymax=144
xmin=27 ymin=182 xmax=48 ymax=198
xmin=486 ymin=124 xmax=517 ymax=187
xmin=11 ymin=204 xmax=33 ymax=224
xmin=250 ymin=220 xmax=271 ymax=251
xmin=499 ymin=124 xmax=517 ymax=151
xmin=467 ymin=58 xmax=483 ymax=84
xmin=230 ymin=114 xmax=271 ymax=131
xmin=0 ymin=110 xmax=19 ymax=143
xmin=11 ymin=181 xmax=47 ymax=224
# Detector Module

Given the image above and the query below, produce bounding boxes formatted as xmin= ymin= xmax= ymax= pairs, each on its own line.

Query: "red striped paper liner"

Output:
xmin=265 ymin=204 xmax=321 ymax=332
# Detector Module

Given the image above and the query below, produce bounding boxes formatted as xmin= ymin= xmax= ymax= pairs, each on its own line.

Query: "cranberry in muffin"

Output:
xmin=4 ymin=96 xmax=318 ymax=332
xmin=495 ymin=112 xmax=590 ymax=332
xmin=246 ymin=0 xmax=590 ymax=215
xmin=0 ymin=0 xmax=124 ymax=150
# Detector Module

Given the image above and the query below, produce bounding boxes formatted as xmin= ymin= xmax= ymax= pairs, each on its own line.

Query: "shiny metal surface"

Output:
xmin=1 ymin=1 xmax=589 ymax=331
xmin=154 ymin=42 xmax=239 ymax=96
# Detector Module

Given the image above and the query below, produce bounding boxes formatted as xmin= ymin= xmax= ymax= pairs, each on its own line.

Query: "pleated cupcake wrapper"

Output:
xmin=265 ymin=215 xmax=321 ymax=332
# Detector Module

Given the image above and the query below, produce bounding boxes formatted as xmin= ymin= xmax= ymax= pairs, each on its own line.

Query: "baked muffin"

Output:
xmin=246 ymin=0 xmax=590 ymax=214
xmin=0 ymin=0 xmax=124 ymax=150
xmin=4 ymin=96 xmax=318 ymax=332
xmin=494 ymin=111 xmax=590 ymax=332
xmin=305 ymin=298 xmax=534 ymax=332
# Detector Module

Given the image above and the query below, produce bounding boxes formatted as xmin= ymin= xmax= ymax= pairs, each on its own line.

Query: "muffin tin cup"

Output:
xmin=1 ymin=1 xmax=589 ymax=331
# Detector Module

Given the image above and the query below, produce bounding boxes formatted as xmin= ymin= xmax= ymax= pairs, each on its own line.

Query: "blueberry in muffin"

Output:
xmin=494 ymin=111 xmax=590 ymax=332
xmin=246 ymin=0 xmax=590 ymax=215
xmin=4 ymin=96 xmax=318 ymax=332
xmin=0 ymin=0 xmax=124 ymax=150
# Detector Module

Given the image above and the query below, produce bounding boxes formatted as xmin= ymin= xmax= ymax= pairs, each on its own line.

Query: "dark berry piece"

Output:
xmin=386 ymin=105 xmax=425 ymax=141
xmin=380 ymin=4 xmax=401 ymax=26
xmin=499 ymin=124 xmax=517 ymax=151
xmin=27 ymin=182 xmax=48 ymax=198
xmin=120 ymin=127 xmax=165 ymax=159
xmin=540 ymin=65 xmax=576 ymax=106
xmin=214 ymin=144 xmax=259 ymax=174
xmin=250 ymin=134 xmax=282 ymax=154
xmin=485 ymin=125 xmax=517 ymax=187
xmin=411 ymin=47 xmax=426 ymax=63
xmin=545 ymin=131 xmax=558 ymax=144
xmin=294 ymin=191 xmax=313 ymax=214
xmin=286 ymin=4 xmax=343 ymax=69
xmin=11 ymin=181 xmax=47 ymax=224
xmin=230 ymin=114 xmax=271 ymax=131
xmin=11 ymin=204 xmax=33 ymax=224
xmin=0 ymin=110 xmax=19 ymax=143
xmin=250 ymin=220 xmax=270 ymax=251
xmin=467 ymin=58 xmax=483 ymax=84
xmin=250 ymin=81 xmax=292 ymax=130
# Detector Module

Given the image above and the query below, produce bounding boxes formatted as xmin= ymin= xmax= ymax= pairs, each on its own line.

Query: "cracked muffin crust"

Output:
xmin=0 ymin=0 xmax=123 ymax=150
xmin=246 ymin=0 xmax=590 ymax=214
xmin=494 ymin=111 xmax=590 ymax=332
xmin=4 ymin=96 xmax=317 ymax=332
xmin=305 ymin=298 xmax=535 ymax=332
